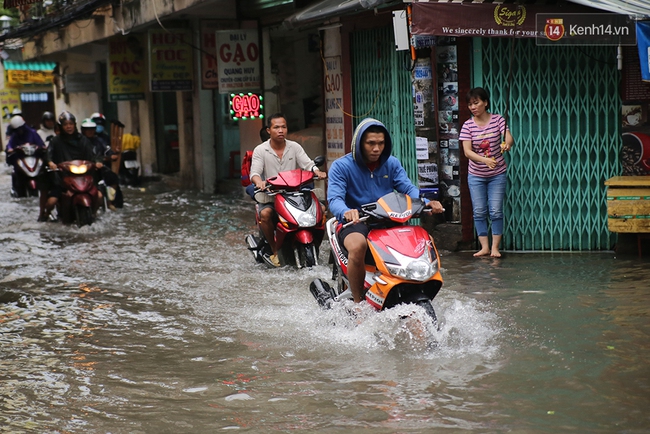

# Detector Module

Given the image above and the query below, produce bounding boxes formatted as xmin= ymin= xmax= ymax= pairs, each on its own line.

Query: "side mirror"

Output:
xmin=313 ymin=155 xmax=325 ymax=167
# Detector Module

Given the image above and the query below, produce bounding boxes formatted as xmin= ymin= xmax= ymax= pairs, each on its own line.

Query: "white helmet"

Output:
xmin=10 ymin=115 xmax=25 ymax=129
xmin=81 ymin=118 xmax=97 ymax=129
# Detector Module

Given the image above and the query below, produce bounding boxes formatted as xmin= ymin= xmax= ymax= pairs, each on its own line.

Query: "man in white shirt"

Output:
xmin=249 ymin=113 xmax=327 ymax=267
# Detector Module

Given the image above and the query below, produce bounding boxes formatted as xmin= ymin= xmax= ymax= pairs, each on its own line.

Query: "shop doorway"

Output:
xmin=19 ymin=91 xmax=55 ymax=130
xmin=153 ymin=92 xmax=180 ymax=174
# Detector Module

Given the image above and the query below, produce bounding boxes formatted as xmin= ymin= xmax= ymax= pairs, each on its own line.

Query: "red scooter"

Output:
xmin=310 ymin=192 xmax=443 ymax=326
xmin=55 ymin=160 xmax=100 ymax=227
xmin=245 ymin=161 xmax=326 ymax=269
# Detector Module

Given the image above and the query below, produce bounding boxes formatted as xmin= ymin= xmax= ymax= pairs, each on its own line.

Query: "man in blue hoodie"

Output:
xmin=327 ymin=118 xmax=444 ymax=303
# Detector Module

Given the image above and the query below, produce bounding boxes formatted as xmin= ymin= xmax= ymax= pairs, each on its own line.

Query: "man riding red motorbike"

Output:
xmin=249 ymin=113 xmax=327 ymax=267
xmin=41 ymin=112 xmax=104 ymax=223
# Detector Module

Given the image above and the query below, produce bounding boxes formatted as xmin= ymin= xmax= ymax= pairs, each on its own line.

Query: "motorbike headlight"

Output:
xmin=288 ymin=200 xmax=317 ymax=227
xmin=296 ymin=212 xmax=317 ymax=227
xmin=21 ymin=144 xmax=37 ymax=156
xmin=385 ymin=249 xmax=438 ymax=282
xmin=69 ymin=164 xmax=88 ymax=174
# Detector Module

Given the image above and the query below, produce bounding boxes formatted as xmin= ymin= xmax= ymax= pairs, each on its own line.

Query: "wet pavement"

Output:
xmin=1 ymin=163 xmax=649 ymax=433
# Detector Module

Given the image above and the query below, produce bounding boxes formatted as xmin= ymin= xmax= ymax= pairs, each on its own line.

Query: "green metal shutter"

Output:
xmin=351 ymin=26 xmax=418 ymax=183
xmin=479 ymin=38 xmax=620 ymax=250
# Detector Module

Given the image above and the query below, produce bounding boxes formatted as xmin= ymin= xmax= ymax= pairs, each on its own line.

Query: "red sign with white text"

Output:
xmin=230 ymin=93 xmax=263 ymax=120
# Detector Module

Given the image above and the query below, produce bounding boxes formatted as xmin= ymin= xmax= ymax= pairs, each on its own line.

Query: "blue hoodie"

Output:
xmin=327 ymin=118 xmax=421 ymax=222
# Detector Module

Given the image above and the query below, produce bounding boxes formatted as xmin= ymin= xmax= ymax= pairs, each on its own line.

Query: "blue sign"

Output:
xmin=637 ymin=22 xmax=650 ymax=82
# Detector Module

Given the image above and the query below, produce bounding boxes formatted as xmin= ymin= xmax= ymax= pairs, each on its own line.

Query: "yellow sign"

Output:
xmin=5 ymin=70 xmax=53 ymax=85
xmin=0 ymin=88 xmax=21 ymax=120
xmin=108 ymin=34 xmax=146 ymax=101
xmin=149 ymin=29 xmax=194 ymax=91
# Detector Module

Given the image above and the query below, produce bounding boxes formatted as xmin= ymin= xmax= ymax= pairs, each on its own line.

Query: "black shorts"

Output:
xmin=337 ymin=221 xmax=370 ymax=245
xmin=337 ymin=222 xmax=374 ymax=264
xmin=338 ymin=223 xmax=370 ymax=249
xmin=257 ymin=201 xmax=275 ymax=215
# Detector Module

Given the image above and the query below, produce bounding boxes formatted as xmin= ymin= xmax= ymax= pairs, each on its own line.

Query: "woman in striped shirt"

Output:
xmin=459 ymin=87 xmax=514 ymax=258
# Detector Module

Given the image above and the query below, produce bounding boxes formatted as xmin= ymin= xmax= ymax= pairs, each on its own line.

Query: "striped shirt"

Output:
xmin=459 ymin=114 xmax=508 ymax=177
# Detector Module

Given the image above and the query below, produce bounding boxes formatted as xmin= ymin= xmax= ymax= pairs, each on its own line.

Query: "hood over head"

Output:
xmin=350 ymin=118 xmax=392 ymax=166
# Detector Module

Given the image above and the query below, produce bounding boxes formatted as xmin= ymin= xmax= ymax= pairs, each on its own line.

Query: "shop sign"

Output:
xmin=410 ymin=3 xmax=601 ymax=39
xmin=149 ymin=29 xmax=194 ymax=92
xmin=5 ymin=69 xmax=53 ymax=85
xmin=108 ymin=34 xmax=146 ymax=101
xmin=216 ymin=29 xmax=260 ymax=94
xmin=324 ymin=56 xmax=345 ymax=167
xmin=200 ymin=21 xmax=236 ymax=90
xmin=229 ymin=92 xmax=263 ymax=120
xmin=64 ymin=73 xmax=100 ymax=93
xmin=0 ymin=87 xmax=21 ymax=120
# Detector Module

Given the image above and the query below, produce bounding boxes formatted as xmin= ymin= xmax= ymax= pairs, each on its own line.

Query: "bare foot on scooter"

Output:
xmin=473 ymin=249 xmax=490 ymax=257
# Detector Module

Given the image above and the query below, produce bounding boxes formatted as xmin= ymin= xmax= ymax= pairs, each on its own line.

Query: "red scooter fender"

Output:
xmin=28 ymin=179 xmax=37 ymax=190
xmin=72 ymin=193 xmax=93 ymax=208
xmin=295 ymin=229 xmax=314 ymax=245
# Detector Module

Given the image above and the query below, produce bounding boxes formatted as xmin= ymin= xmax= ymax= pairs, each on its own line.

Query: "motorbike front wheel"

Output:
xmin=74 ymin=205 xmax=93 ymax=228
xmin=415 ymin=300 xmax=438 ymax=329
xmin=296 ymin=243 xmax=317 ymax=268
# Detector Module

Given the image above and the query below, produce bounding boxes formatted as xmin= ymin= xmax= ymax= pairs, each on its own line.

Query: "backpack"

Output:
xmin=240 ymin=150 xmax=254 ymax=187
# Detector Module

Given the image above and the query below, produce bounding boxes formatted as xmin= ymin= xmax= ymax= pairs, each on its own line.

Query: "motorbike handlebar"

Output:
xmin=342 ymin=215 xmax=369 ymax=228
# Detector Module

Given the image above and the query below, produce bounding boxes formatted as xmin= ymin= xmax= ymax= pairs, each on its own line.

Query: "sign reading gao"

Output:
xmin=230 ymin=93 xmax=263 ymax=121
xmin=216 ymin=29 xmax=261 ymax=94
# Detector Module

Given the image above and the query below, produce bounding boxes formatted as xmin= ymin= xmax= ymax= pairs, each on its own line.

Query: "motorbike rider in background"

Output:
xmin=327 ymin=118 xmax=445 ymax=303
xmin=90 ymin=113 xmax=111 ymax=149
xmin=5 ymin=116 xmax=48 ymax=212
xmin=37 ymin=111 xmax=57 ymax=147
xmin=41 ymin=112 xmax=104 ymax=221
xmin=249 ymin=113 xmax=327 ymax=267
xmin=81 ymin=118 xmax=123 ymax=210
xmin=5 ymin=107 xmax=24 ymax=142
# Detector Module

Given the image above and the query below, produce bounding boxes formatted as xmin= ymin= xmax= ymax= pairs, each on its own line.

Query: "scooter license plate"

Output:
xmin=124 ymin=160 xmax=140 ymax=169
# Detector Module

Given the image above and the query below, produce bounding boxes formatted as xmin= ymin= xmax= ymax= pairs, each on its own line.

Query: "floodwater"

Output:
xmin=1 ymin=164 xmax=649 ymax=433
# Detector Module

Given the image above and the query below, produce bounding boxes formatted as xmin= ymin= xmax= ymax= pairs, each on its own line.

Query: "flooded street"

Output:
xmin=1 ymin=164 xmax=649 ymax=433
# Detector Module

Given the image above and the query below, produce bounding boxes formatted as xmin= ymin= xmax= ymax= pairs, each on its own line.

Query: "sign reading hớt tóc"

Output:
xmin=108 ymin=35 xmax=146 ymax=101
xmin=149 ymin=29 xmax=194 ymax=91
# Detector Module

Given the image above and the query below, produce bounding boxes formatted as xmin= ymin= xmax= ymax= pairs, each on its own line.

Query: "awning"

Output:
xmin=283 ymin=0 xmax=395 ymax=29
xmin=3 ymin=61 xmax=56 ymax=71
xmin=410 ymin=2 xmax=635 ymax=41
xmin=566 ymin=0 xmax=650 ymax=17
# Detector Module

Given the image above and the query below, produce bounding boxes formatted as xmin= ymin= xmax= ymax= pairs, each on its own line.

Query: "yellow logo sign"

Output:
xmin=494 ymin=5 xmax=526 ymax=27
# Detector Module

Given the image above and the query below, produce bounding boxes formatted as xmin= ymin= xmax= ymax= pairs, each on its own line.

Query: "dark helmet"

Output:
xmin=58 ymin=111 xmax=76 ymax=125
xmin=90 ymin=112 xmax=106 ymax=125
xmin=42 ymin=111 xmax=55 ymax=123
